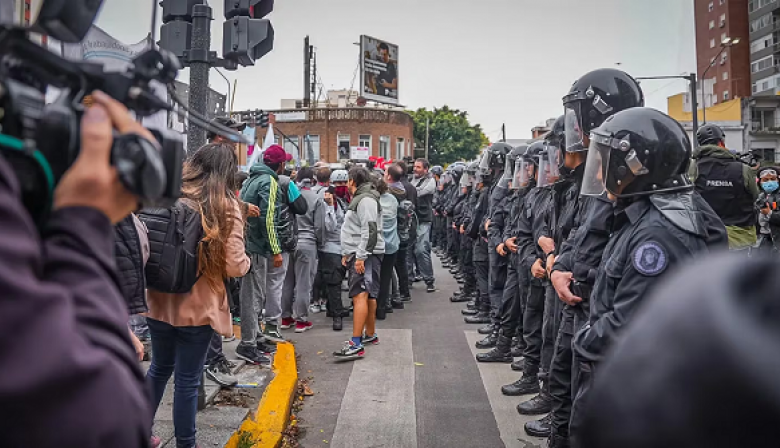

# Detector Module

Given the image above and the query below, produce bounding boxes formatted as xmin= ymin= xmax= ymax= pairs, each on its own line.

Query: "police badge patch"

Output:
xmin=632 ymin=241 xmax=667 ymax=276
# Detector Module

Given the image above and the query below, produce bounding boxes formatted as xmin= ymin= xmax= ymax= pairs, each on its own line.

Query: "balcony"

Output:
xmin=751 ymin=113 xmax=780 ymax=134
xmin=272 ymin=107 xmax=414 ymax=127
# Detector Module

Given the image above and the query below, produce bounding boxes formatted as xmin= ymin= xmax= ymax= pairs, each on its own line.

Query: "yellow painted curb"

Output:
xmin=225 ymin=342 xmax=298 ymax=448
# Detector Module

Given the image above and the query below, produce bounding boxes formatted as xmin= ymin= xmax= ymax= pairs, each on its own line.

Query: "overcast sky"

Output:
xmin=95 ymin=0 xmax=695 ymax=141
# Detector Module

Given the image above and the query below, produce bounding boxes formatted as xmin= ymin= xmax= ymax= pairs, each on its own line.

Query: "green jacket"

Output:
xmin=690 ymin=145 xmax=759 ymax=249
xmin=240 ymin=162 xmax=283 ymax=257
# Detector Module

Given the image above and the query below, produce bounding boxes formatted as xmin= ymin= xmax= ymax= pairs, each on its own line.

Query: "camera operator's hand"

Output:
xmin=54 ymin=91 xmax=156 ymax=223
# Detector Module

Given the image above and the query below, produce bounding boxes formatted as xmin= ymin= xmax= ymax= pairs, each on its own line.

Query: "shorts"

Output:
xmin=347 ymin=254 xmax=383 ymax=299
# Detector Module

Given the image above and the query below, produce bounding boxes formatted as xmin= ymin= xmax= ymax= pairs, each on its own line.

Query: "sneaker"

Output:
xmin=222 ymin=335 xmax=236 ymax=343
xmin=401 ymin=295 xmax=412 ymax=303
xmin=319 ymin=302 xmax=328 ymax=313
xmin=257 ymin=340 xmax=278 ymax=354
xmin=309 ymin=304 xmax=321 ymax=314
xmin=426 ymin=283 xmax=437 ymax=293
xmin=235 ymin=343 xmax=271 ymax=366
xmin=362 ymin=333 xmax=379 ymax=345
xmin=206 ymin=359 xmax=238 ymax=387
xmin=333 ymin=340 xmax=365 ymax=359
xmin=232 ymin=316 xmax=241 ymax=325
xmin=295 ymin=321 xmax=313 ymax=333
xmin=280 ymin=317 xmax=295 ymax=330
xmin=263 ymin=324 xmax=286 ymax=342
xmin=150 ymin=436 xmax=162 ymax=448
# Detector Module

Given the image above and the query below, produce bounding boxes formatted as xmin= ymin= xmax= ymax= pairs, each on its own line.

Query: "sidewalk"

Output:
xmin=141 ymin=338 xmax=274 ymax=447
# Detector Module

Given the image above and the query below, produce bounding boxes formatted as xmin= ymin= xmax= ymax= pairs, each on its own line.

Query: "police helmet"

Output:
xmin=330 ymin=169 xmax=349 ymax=183
xmin=563 ymin=69 xmax=644 ymax=152
xmin=581 ymin=107 xmax=691 ymax=199
xmin=524 ymin=141 xmax=546 ymax=165
xmin=431 ymin=165 xmax=444 ymax=176
xmin=450 ymin=163 xmax=465 ymax=177
xmin=466 ymin=161 xmax=480 ymax=174
xmin=696 ymin=123 xmax=726 ymax=147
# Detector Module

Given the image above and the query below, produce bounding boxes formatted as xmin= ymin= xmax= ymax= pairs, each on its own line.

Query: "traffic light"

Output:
xmin=159 ymin=0 xmax=204 ymax=60
xmin=222 ymin=0 xmax=275 ymax=67
xmin=258 ymin=110 xmax=270 ymax=128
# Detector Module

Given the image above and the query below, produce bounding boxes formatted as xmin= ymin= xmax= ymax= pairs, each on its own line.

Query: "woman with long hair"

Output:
xmin=147 ymin=143 xmax=250 ymax=448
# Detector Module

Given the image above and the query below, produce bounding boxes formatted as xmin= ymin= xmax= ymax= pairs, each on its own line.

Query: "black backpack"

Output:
xmin=397 ymin=199 xmax=417 ymax=244
xmin=139 ymin=200 xmax=204 ymax=294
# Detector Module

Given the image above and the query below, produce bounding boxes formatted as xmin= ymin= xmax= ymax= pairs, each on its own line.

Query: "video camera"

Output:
xmin=0 ymin=0 xmax=244 ymax=226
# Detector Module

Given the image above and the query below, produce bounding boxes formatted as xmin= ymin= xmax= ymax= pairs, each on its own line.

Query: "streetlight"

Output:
xmin=637 ymin=74 xmax=700 ymax=146
xmin=702 ymin=36 xmax=741 ymax=124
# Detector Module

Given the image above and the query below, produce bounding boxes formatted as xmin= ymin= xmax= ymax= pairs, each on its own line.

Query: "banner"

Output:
xmin=360 ymin=35 xmax=399 ymax=105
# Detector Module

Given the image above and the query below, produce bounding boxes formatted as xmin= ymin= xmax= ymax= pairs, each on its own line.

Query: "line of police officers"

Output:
xmin=431 ymin=68 xmax=730 ymax=448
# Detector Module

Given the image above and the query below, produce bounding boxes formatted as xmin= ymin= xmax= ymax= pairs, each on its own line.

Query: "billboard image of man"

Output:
xmin=361 ymin=36 xmax=399 ymax=104
xmin=376 ymin=42 xmax=397 ymax=97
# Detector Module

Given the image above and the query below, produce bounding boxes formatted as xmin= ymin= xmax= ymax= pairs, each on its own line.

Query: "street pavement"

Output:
xmin=289 ymin=254 xmax=547 ymax=448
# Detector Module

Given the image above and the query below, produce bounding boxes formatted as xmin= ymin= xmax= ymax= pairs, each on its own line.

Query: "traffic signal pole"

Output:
xmin=187 ymin=3 xmax=212 ymax=153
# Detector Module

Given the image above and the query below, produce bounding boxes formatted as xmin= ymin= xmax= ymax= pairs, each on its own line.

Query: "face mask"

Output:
xmin=334 ymin=186 xmax=349 ymax=198
xmin=762 ymin=180 xmax=779 ymax=193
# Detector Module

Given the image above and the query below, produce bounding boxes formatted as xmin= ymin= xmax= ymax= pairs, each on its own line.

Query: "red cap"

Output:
xmin=263 ymin=145 xmax=292 ymax=164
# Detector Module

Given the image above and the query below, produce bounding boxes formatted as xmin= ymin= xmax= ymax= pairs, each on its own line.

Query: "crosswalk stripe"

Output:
xmin=465 ymin=330 xmax=547 ymax=448
xmin=330 ymin=329 xmax=418 ymax=448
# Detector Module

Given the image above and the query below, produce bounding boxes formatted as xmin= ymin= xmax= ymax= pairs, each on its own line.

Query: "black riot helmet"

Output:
xmin=581 ymin=107 xmax=692 ymax=200
xmin=450 ymin=163 xmax=465 ymax=179
xmin=563 ymin=68 xmax=645 ymax=153
xmin=547 ymin=115 xmax=566 ymax=151
xmin=478 ymin=142 xmax=512 ymax=183
xmin=696 ymin=123 xmax=726 ymax=147
xmin=524 ymin=141 xmax=545 ymax=166
xmin=431 ymin=165 xmax=444 ymax=176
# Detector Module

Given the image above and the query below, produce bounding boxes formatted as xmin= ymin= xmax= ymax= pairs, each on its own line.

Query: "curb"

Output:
xmin=225 ymin=342 xmax=298 ymax=448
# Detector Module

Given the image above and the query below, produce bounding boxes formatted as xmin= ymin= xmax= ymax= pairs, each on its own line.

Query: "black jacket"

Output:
xmin=114 ymin=215 xmax=147 ymax=315
xmin=277 ymin=176 xmax=308 ymax=252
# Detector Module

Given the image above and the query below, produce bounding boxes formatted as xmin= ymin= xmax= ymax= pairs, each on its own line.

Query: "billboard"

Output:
xmin=360 ymin=35 xmax=399 ymax=105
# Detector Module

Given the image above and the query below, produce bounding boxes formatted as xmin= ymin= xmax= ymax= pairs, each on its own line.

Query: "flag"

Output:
xmin=246 ymin=123 xmax=276 ymax=170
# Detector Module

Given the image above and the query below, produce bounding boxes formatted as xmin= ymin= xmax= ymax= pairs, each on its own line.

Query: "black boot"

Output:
xmin=510 ymin=337 xmax=525 ymax=358
xmin=376 ymin=306 xmax=386 ymax=320
xmin=517 ymin=393 xmax=552 ymax=415
xmin=501 ymin=374 xmax=540 ymax=396
xmin=547 ymin=434 xmax=570 ymax=448
xmin=466 ymin=300 xmax=477 ymax=310
xmin=475 ymin=329 xmax=498 ymax=349
xmin=451 ymin=292 xmax=471 ymax=303
xmin=391 ymin=299 xmax=405 ymax=309
xmin=476 ymin=335 xmax=513 ymax=363
xmin=464 ymin=312 xmax=490 ymax=324
xmin=477 ymin=324 xmax=493 ymax=335
xmin=524 ymin=414 xmax=552 ymax=438
xmin=449 ymin=266 xmax=460 ymax=274
xmin=332 ymin=316 xmax=343 ymax=331
xmin=511 ymin=358 xmax=525 ymax=371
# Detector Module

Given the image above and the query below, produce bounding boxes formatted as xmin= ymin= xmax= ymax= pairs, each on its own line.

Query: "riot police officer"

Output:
xmin=569 ymin=107 xmax=728 ymax=447
xmin=691 ymin=123 xmax=759 ymax=250
xmin=455 ymin=161 xmax=481 ymax=305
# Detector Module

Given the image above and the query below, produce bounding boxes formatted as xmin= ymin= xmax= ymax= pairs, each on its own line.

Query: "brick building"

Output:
xmin=261 ymin=108 xmax=416 ymax=164
xmin=694 ymin=0 xmax=750 ymax=104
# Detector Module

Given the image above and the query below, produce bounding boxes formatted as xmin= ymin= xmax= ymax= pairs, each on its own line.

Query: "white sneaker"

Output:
xmin=319 ymin=302 xmax=328 ymax=313
xmin=310 ymin=304 xmax=322 ymax=314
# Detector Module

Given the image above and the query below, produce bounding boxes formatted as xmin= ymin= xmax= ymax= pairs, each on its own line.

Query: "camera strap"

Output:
xmin=0 ymin=132 xmax=55 ymax=215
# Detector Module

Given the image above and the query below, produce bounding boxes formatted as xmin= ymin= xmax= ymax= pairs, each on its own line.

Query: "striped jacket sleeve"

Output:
xmin=262 ymin=176 xmax=282 ymax=255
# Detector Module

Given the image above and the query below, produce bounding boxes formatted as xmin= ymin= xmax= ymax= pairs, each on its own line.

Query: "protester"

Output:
xmin=386 ymin=163 xmax=413 ymax=303
xmin=757 ymin=166 xmax=780 ymax=253
xmin=146 ymin=142 xmax=251 ymax=448
xmin=276 ymin=169 xmax=308 ymax=333
xmin=280 ymin=167 xmax=330 ymax=333
xmin=374 ymin=174 xmax=400 ymax=319
xmin=238 ymin=145 xmax=292 ymax=364
xmin=115 ymin=213 xmax=150 ymax=362
xmin=334 ymin=167 xmax=385 ymax=359
xmin=411 ymin=158 xmax=438 ymax=292
xmin=314 ymin=169 xmax=350 ymax=330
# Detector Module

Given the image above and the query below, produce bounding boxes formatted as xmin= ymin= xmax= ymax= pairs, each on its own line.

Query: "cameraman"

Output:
xmin=0 ymin=91 xmax=153 ymax=447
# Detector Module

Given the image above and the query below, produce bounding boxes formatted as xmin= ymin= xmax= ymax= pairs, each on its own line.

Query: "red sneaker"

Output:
xmin=295 ymin=321 xmax=313 ymax=333
xmin=280 ymin=317 xmax=295 ymax=330
xmin=150 ymin=436 xmax=161 ymax=448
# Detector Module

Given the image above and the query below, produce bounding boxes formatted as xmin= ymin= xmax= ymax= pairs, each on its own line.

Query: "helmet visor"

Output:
xmin=459 ymin=171 xmax=471 ymax=188
xmin=513 ymin=157 xmax=531 ymax=189
xmin=478 ymin=148 xmax=491 ymax=175
xmin=564 ymin=106 xmax=586 ymax=152
xmin=441 ymin=173 xmax=452 ymax=186
xmin=581 ymin=136 xmax=609 ymax=197
xmin=538 ymin=152 xmax=560 ymax=187
xmin=545 ymin=143 xmax=561 ymax=179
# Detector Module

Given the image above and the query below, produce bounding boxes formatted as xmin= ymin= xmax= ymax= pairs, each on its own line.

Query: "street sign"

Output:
xmin=351 ymin=146 xmax=370 ymax=160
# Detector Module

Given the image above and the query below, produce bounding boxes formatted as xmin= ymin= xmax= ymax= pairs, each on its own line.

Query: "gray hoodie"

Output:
xmin=296 ymin=183 xmax=329 ymax=249
xmin=341 ymin=183 xmax=385 ymax=259
xmin=312 ymin=185 xmax=344 ymax=255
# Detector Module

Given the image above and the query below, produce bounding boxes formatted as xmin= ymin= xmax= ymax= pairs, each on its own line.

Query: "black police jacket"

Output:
xmin=531 ymin=186 xmax=555 ymax=263
xmin=513 ymin=186 xmax=549 ymax=286
xmin=694 ymin=151 xmax=756 ymax=228
xmin=572 ymin=192 xmax=728 ymax=364
xmin=489 ymin=188 xmax=517 ymax=250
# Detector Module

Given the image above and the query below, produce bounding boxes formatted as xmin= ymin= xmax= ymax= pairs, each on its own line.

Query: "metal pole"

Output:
xmin=425 ymin=117 xmax=429 ymax=160
xmin=187 ymin=4 xmax=213 ymax=154
xmin=214 ymin=68 xmax=231 ymax=116
xmin=690 ymin=73 xmax=699 ymax=147
xmin=231 ymin=79 xmax=237 ymax=114
xmin=502 ymin=123 xmax=506 ymax=142
xmin=701 ymin=44 xmax=728 ymax=126
xmin=304 ymin=36 xmax=311 ymax=108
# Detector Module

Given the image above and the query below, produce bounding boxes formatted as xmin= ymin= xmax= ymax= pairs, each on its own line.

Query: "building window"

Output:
xmin=709 ymin=20 xmax=715 ymax=29
xmin=750 ymin=0 xmax=775 ymax=12
xmin=723 ymin=90 xmax=730 ymax=100
xmin=720 ymin=14 xmax=726 ymax=27
xmin=753 ymin=109 xmax=777 ymax=131
xmin=708 ymin=1 xmax=714 ymax=11
xmin=396 ymin=137 xmax=405 ymax=159
xmin=379 ymin=136 xmax=390 ymax=159
xmin=305 ymin=135 xmax=320 ymax=162
xmin=723 ymin=71 xmax=729 ymax=80
xmin=283 ymin=136 xmax=300 ymax=160
xmin=359 ymin=134 xmax=372 ymax=151
xmin=751 ymin=13 xmax=772 ymax=33
xmin=751 ymin=34 xmax=774 ymax=53
xmin=337 ymin=134 xmax=351 ymax=159
xmin=759 ymin=148 xmax=776 ymax=162
xmin=710 ymin=38 xmax=716 ymax=48
xmin=712 ymin=93 xmax=718 ymax=104
xmin=752 ymin=74 xmax=776 ymax=93
xmin=720 ymin=52 xmax=728 ymax=64
xmin=720 ymin=0 xmax=725 ymax=4
xmin=721 ymin=32 xmax=727 ymax=43
xmin=752 ymin=55 xmax=773 ymax=73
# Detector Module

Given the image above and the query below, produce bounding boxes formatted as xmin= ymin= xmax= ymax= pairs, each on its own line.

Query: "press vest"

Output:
xmin=694 ymin=157 xmax=754 ymax=227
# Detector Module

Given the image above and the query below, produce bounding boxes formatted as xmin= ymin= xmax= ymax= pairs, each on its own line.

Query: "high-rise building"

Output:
xmin=748 ymin=0 xmax=780 ymax=95
xmin=695 ymin=0 xmax=750 ymax=105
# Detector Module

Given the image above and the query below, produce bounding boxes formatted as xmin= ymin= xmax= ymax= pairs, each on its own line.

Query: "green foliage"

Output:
xmin=236 ymin=430 xmax=257 ymax=448
xmin=408 ymin=106 xmax=489 ymax=166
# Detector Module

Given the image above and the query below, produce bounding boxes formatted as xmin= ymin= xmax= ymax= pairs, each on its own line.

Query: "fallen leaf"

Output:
xmin=414 ymin=362 xmax=424 ymax=366
xmin=317 ymin=351 xmax=323 ymax=355
xmin=320 ymin=430 xmax=324 ymax=433
xmin=303 ymin=384 xmax=314 ymax=396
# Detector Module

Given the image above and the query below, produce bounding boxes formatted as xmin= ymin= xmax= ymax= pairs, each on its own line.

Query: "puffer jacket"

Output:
xmin=114 ymin=214 xmax=149 ymax=315
xmin=241 ymin=162 xmax=283 ymax=257
xmin=277 ymin=176 xmax=308 ymax=252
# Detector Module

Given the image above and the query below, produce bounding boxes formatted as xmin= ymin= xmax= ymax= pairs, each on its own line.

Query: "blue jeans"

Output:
xmin=146 ymin=318 xmax=213 ymax=448
xmin=414 ymin=222 xmax=434 ymax=284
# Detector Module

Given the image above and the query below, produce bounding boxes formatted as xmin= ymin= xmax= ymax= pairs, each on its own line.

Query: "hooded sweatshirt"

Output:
xmin=312 ymin=184 xmax=345 ymax=255
xmin=341 ymin=182 xmax=385 ymax=259
xmin=295 ymin=180 xmax=328 ymax=249
xmin=241 ymin=161 xmax=283 ymax=257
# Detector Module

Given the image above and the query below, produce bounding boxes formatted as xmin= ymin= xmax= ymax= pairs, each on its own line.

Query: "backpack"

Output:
xmin=139 ymin=200 xmax=204 ymax=294
xmin=397 ymin=199 xmax=417 ymax=244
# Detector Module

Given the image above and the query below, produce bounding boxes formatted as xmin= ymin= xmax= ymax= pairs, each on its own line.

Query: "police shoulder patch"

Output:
xmin=632 ymin=241 xmax=668 ymax=276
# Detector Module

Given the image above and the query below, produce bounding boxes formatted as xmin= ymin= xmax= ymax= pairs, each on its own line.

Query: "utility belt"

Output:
xmin=571 ymin=281 xmax=593 ymax=302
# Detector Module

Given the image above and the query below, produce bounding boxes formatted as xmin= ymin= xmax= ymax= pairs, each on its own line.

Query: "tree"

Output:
xmin=408 ymin=106 xmax=489 ymax=166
